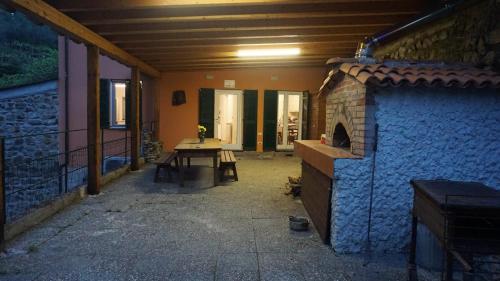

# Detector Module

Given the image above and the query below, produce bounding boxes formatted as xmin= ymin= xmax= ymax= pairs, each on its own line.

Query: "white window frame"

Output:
xmin=110 ymin=80 xmax=127 ymax=129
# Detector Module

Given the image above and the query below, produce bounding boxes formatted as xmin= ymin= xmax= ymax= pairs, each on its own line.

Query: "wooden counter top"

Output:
xmin=294 ymin=140 xmax=360 ymax=178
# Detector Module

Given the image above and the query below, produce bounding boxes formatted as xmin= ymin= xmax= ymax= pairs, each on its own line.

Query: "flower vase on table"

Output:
xmin=198 ymin=125 xmax=207 ymax=144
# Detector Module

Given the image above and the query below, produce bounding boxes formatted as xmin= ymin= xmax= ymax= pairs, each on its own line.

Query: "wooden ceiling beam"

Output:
xmin=0 ymin=0 xmax=160 ymax=77
xmin=157 ymin=59 xmax=326 ymax=69
xmin=117 ymin=35 xmax=365 ymax=49
xmin=159 ymin=63 xmax=326 ymax=71
xmin=134 ymin=48 xmax=355 ymax=59
xmin=75 ymin=11 xmax=418 ymax=26
xmin=105 ymin=26 xmax=386 ymax=43
xmin=123 ymin=41 xmax=356 ymax=52
xmin=46 ymin=0 xmax=421 ymax=12
xmin=91 ymin=14 xmax=413 ymax=35
xmin=128 ymin=42 xmax=357 ymax=54
xmin=62 ymin=1 xmax=424 ymax=25
xmin=145 ymin=54 xmax=338 ymax=64
xmin=113 ymin=34 xmax=371 ymax=45
xmin=156 ymin=62 xmax=327 ymax=70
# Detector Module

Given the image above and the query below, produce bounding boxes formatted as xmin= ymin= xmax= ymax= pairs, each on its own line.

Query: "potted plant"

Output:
xmin=198 ymin=125 xmax=207 ymax=143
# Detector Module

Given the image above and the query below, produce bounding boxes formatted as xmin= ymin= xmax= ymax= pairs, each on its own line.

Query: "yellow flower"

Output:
xmin=198 ymin=125 xmax=207 ymax=133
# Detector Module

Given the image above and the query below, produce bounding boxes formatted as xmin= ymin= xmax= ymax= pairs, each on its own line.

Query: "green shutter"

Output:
xmin=263 ymin=90 xmax=278 ymax=151
xmin=199 ymin=88 xmax=214 ymax=138
xmin=243 ymin=89 xmax=258 ymax=151
xmin=302 ymin=91 xmax=310 ymax=140
xmin=99 ymin=79 xmax=110 ymax=129
xmin=125 ymin=80 xmax=131 ymax=129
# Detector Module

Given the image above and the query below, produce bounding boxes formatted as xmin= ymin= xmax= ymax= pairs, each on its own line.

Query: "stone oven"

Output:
xmin=295 ymin=60 xmax=500 ymax=253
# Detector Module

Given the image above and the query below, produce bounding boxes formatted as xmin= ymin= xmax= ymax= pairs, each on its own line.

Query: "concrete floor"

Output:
xmin=0 ymin=155 xmax=412 ymax=281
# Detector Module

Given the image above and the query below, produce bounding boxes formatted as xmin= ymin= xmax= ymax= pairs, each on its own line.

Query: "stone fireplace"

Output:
xmin=296 ymin=60 xmax=500 ymax=253
xmin=323 ymin=70 xmax=376 ymax=157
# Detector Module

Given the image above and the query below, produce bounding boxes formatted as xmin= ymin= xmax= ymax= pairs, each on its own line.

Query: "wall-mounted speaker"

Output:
xmin=172 ymin=90 xmax=186 ymax=106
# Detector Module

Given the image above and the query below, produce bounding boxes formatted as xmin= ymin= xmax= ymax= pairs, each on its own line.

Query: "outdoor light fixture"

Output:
xmin=236 ymin=48 xmax=301 ymax=57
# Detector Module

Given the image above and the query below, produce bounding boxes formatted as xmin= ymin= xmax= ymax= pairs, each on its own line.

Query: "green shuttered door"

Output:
xmin=198 ymin=88 xmax=215 ymax=138
xmin=263 ymin=90 xmax=278 ymax=151
xmin=243 ymin=90 xmax=258 ymax=150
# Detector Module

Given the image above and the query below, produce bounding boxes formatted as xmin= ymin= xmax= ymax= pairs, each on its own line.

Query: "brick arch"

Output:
xmin=327 ymin=104 xmax=354 ymax=150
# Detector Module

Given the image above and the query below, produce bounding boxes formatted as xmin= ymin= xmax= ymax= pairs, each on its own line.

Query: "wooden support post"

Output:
xmin=0 ymin=138 xmax=5 ymax=249
xmin=87 ymin=45 xmax=101 ymax=195
xmin=130 ymin=66 xmax=141 ymax=171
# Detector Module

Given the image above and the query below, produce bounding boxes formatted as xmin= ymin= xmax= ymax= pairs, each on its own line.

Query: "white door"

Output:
xmin=214 ymin=89 xmax=243 ymax=150
xmin=276 ymin=91 xmax=302 ymax=150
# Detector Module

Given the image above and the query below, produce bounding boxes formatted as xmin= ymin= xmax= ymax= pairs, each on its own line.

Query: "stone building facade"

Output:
xmin=0 ymin=80 xmax=60 ymax=221
xmin=372 ymin=0 xmax=499 ymax=70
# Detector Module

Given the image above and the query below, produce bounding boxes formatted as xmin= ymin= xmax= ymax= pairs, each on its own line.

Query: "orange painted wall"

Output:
xmin=158 ymin=67 xmax=327 ymax=151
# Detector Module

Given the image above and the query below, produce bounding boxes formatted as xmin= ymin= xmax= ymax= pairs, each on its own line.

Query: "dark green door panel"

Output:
xmin=243 ymin=89 xmax=258 ymax=151
xmin=263 ymin=90 xmax=278 ymax=151
xmin=198 ymin=88 xmax=215 ymax=138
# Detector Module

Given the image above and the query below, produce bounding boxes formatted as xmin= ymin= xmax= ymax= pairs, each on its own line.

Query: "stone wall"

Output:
xmin=325 ymin=75 xmax=374 ymax=156
xmin=0 ymin=82 xmax=60 ymax=221
xmin=372 ymin=0 xmax=500 ymax=70
xmin=331 ymin=86 xmax=500 ymax=253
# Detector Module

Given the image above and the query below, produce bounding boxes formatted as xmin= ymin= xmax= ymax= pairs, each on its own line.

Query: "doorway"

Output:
xmin=276 ymin=91 xmax=302 ymax=150
xmin=214 ymin=89 xmax=243 ymax=150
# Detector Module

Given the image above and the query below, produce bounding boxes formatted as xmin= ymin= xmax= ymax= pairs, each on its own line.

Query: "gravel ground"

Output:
xmin=0 ymin=155 xmax=421 ymax=281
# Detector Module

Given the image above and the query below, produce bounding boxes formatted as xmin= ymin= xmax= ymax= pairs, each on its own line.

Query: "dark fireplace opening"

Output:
xmin=332 ymin=123 xmax=351 ymax=148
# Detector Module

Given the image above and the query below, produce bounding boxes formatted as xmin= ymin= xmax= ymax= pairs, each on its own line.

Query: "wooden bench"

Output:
xmin=154 ymin=151 xmax=179 ymax=182
xmin=219 ymin=150 xmax=238 ymax=181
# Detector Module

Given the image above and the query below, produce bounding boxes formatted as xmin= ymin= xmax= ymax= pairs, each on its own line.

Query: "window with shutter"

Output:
xmin=101 ymin=79 xmax=131 ymax=129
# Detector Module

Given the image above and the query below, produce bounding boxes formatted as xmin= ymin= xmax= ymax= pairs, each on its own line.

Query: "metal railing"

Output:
xmin=441 ymin=194 xmax=500 ymax=281
xmin=101 ymin=129 xmax=130 ymax=175
xmin=0 ymin=121 xmax=157 ymax=236
xmin=1 ymin=129 xmax=88 ymax=222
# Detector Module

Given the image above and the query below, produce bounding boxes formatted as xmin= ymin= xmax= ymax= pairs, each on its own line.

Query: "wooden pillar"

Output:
xmin=87 ymin=45 xmax=101 ymax=195
xmin=0 ymin=138 xmax=5 ymax=249
xmin=130 ymin=66 xmax=141 ymax=171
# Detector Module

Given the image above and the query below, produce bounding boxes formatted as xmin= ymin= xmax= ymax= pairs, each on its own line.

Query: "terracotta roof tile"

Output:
xmin=324 ymin=63 xmax=500 ymax=90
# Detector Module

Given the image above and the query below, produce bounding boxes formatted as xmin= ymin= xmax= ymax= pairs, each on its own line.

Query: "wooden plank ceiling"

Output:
xmin=45 ymin=0 xmax=435 ymax=72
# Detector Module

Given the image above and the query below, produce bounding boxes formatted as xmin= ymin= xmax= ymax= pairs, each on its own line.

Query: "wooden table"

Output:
xmin=174 ymin=138 xmax=221 ymax=187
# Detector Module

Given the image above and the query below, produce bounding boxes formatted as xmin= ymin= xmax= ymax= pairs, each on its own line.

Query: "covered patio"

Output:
xmin=1 ymin=0 xmax=499 ymax=280
xmin=0 ymin=156 xmax=409 ymax=281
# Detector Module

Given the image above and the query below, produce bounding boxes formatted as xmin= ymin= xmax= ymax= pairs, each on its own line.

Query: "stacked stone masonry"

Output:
xmin=372 ymin=0 xmax=499 ymax=70
xmin=0 ymin=88 xmax=60 ymax=222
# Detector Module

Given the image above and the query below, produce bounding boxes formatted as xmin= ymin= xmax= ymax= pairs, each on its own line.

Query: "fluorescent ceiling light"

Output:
xmin=237 ymin=48 xmax=301 ymax=57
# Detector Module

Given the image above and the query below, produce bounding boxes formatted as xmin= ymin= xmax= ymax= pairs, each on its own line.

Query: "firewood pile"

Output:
xmin=143 ymin=131 xmax=163 ymax=163
xmin=284 ymin=176 xmax=302 ymax=197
